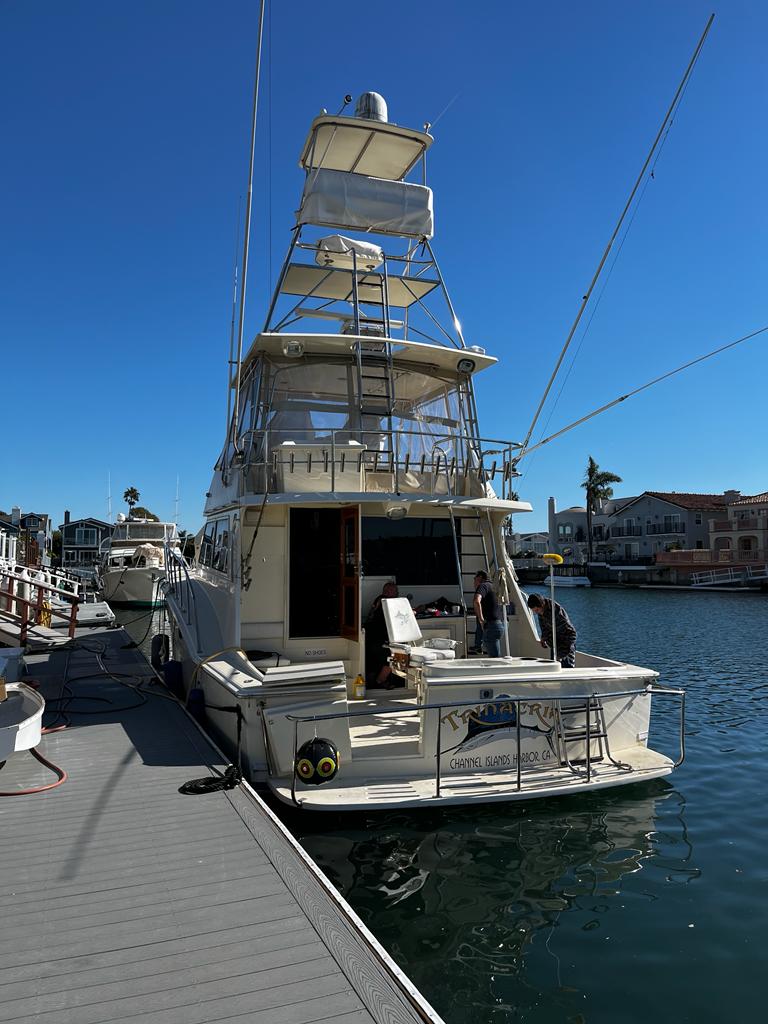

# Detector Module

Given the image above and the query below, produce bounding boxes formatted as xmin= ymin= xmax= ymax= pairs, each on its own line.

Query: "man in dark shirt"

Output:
xmin=473 ymin=571 xmax=505 ymax=657
xmin=527 ymin=593 xmax=577 ymax=667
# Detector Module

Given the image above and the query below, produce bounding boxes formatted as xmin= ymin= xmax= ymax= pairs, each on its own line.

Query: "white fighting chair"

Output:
xmin=381 ymin=598 xmax=458 ymax=689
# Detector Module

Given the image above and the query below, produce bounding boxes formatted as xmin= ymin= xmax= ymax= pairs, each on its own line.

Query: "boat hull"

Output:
xmin=99 ymin=568 xmax=165 ymax=607
xmin=268 ymin=746 xmax=674 ymax=810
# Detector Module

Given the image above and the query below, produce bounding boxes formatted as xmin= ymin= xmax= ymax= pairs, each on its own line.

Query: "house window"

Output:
xmin=695 ymin=513 xmax=702 ymax=525
xmin=663 ymin=514 xmax=681 ymax=532
xmin=75 ymin=528 xmax=97 ymax=546
xmin=557 ymin=523 xmax=573 ymax=538
xmin=26 ymin=517 xmax=39 ymax=527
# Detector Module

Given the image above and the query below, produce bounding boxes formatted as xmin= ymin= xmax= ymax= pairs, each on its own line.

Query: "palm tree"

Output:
xmin=581 ymin=456 xmax=622 ymax=563
xmin=123 ymin=487 xmax=140 ymax=517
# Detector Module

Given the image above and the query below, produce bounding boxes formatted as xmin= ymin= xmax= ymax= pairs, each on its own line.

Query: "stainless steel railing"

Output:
xmin=285 ymin=685 xmax=686 ymax=806
xmin=237 ymin=427 xmax=522 ymax=500
xmin=164 ymin=545 xmax=200 ymax=654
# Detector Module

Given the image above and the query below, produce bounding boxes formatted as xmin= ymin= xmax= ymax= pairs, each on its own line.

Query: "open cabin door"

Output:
xmin=339 ymin=507 xmax=359 ymax=639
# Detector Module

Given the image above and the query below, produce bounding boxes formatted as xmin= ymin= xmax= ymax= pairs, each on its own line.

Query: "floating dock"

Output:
xmin=0 ymin=629 xmax=443 ymax=1024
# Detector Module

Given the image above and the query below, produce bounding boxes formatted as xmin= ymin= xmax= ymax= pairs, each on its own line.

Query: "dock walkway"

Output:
xmin=0 ymin=630 xmax=442 ymax=1024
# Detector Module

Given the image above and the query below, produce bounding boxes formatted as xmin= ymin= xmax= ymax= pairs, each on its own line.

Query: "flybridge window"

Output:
xmin=114 ymin=523 xmax=167 ymax=543
xmin=254 ymin=356 xmax=463 ymax=452
xmin=200 ymin=517 xmax=230 ymax=574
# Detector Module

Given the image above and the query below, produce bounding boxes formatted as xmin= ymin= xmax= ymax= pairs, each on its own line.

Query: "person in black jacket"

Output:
xmin=527 ymin=593 xmax=577 ymax=667
xmin=365 ymin=581 xmax=399 ymax=686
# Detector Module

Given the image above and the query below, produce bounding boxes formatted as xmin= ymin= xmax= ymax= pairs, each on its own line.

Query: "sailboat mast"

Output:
xmin=231 ymin=0 xmax=267 ymax=452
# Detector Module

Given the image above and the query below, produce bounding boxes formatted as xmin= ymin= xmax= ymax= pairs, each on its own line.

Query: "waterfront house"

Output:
xmin=0 ymin=517 xmax=19 ymax=564
xmin=602 ymin=491 xmax=730 ymax=563
xmin=0 ymin=507 xmax=52 ymax=566
xmin=59 ymin=511 xmax=112 ymax=571
xmin=547 ymin=498 xmax=589 ymax=562
xmin=707 ymin=491 xmax=768 ymax=564
xmin=506 ymin=531 xmax=550 ymax=557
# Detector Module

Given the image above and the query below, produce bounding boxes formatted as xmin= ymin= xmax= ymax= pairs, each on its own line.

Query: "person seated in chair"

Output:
xmin=364 ymin=580 xmax=402 ymax=688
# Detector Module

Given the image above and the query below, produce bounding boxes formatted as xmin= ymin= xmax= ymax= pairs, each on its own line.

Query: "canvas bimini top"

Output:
xmin=299 ymin=113 xmax=433 ymax=181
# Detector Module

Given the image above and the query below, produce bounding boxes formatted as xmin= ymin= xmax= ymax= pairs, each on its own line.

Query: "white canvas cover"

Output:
xmin=315 ymin=234 xmax=384 ymax=270
xmin=300 ymin=169 xmax=434 ymax=239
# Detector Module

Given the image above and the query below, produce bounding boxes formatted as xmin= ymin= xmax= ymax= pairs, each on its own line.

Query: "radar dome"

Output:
xmin=354 ymin=92 xmax=388 ymax=123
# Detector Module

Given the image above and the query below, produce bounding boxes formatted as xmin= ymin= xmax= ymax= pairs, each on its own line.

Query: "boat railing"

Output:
xmin=164 ymin=545 xmax=200 ymax=653
xmin=238 ymin=427 xmax=522 ymax=500
xmin=284 ymin=685 xmax=686 ymax=805
xmin=0 ymin=565 xmax=80 ymax=640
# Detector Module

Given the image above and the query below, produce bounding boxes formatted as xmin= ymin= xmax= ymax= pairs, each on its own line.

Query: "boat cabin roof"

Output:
xmin=300 ymin=115 xmax=433 ymax=181
xmin=239 ymin=332 xmax=497 ymax=382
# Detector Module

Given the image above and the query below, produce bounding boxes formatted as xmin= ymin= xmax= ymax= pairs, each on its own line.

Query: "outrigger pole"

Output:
xmin=231 ymin=0 xmax=267 ymax=453
xmin=518 ymin=13 xmax=715 ymax=458
xmin=514 ymin=323 xmax=768 ymax=462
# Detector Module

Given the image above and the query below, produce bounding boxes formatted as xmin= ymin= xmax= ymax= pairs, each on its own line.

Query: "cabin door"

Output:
xmin=339 ymin=507 xmax=360 ymax=639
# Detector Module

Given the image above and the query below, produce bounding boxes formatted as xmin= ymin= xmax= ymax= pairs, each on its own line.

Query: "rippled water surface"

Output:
xmin=282 ymin=589 xmax=768 ymax=1024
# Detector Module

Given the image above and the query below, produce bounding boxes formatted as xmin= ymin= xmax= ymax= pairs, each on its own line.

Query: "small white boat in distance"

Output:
xmin=97 ymin=516 xmax=180 ymax=607
xmin=552 ymin=574 xmax=591 ymax=587
xmin=163 ymin=91 xmax=684 ymax=811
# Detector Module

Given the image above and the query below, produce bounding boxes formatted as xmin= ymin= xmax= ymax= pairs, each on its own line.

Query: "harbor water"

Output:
xmin=279 ymin=588 xmax=768 ymax=1024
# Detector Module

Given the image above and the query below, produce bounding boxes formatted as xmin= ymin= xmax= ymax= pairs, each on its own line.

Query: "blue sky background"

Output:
xmin=2 ymin=1 xmax=765 ymax=532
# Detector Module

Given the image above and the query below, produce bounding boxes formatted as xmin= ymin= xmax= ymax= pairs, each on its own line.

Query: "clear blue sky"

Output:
xmin=2 ymin=1 xmax=765 ymax=532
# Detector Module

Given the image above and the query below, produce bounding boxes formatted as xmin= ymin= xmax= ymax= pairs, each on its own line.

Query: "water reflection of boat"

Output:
xmin=293 ymin=782 xmax=699 ymax=970
xmin=163 ymin=86 xmax=685 ymax=811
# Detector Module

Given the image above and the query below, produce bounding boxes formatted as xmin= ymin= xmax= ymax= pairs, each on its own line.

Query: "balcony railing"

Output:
xmin=646 ymin=523 xmax=685 ymax=535
xmin=610 ymin=525 xmax=643 ymax=537
xmin=711 ymin=519 xmax=761 ymax=532
xmin=656 ymin=548 xmax=767 ymax=565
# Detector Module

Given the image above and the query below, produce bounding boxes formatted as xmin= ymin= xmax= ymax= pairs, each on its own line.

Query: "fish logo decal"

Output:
xmin=445 ymin=694 xmax=557 ymax=756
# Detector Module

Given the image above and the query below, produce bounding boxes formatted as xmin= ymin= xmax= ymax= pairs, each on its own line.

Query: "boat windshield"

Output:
xmin=229 ymin=352 xmax=520 ymax=499
xmin=112 ymin=523 xmax=172 ymax=544
xmin=252 ymin=355 xmax=464 ymax=459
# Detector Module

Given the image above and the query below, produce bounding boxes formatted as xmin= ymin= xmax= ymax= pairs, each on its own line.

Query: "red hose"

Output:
xmin=0 ymin=747 xmax=68 ymax=796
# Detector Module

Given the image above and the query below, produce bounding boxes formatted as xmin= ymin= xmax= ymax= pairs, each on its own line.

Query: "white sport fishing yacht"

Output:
xmin=163 ymin=92 xmax=684 ymax=810
xmin=98 ymin=515 xmax=179 ymax=607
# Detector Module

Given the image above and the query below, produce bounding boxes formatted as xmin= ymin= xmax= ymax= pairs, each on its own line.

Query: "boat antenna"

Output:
xmin=231 ymin=0 xmax=267 ymax=456
xmin=107 ymin=471 xmax=112 ymax=524
xmin=515 ymin=322 xmax=768 ymax=461
xmin=174 ymin=475 xmax=180 ymax=525
xmin=518 ymin=12 xmax=715 ymax=458
xmin=225 ymin=197 xmax=243 ymax=437
xmin=336 ymin=94 xmax=352 ymax=115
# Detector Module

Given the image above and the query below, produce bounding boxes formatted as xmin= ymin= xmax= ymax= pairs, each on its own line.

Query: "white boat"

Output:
xmin=97 ymin=516 xmax=179 ymax=607
xmin=163 ymin=91 xmax=684 ymax=811
xmin=552 ymin=573 xmax=591 ymax=587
